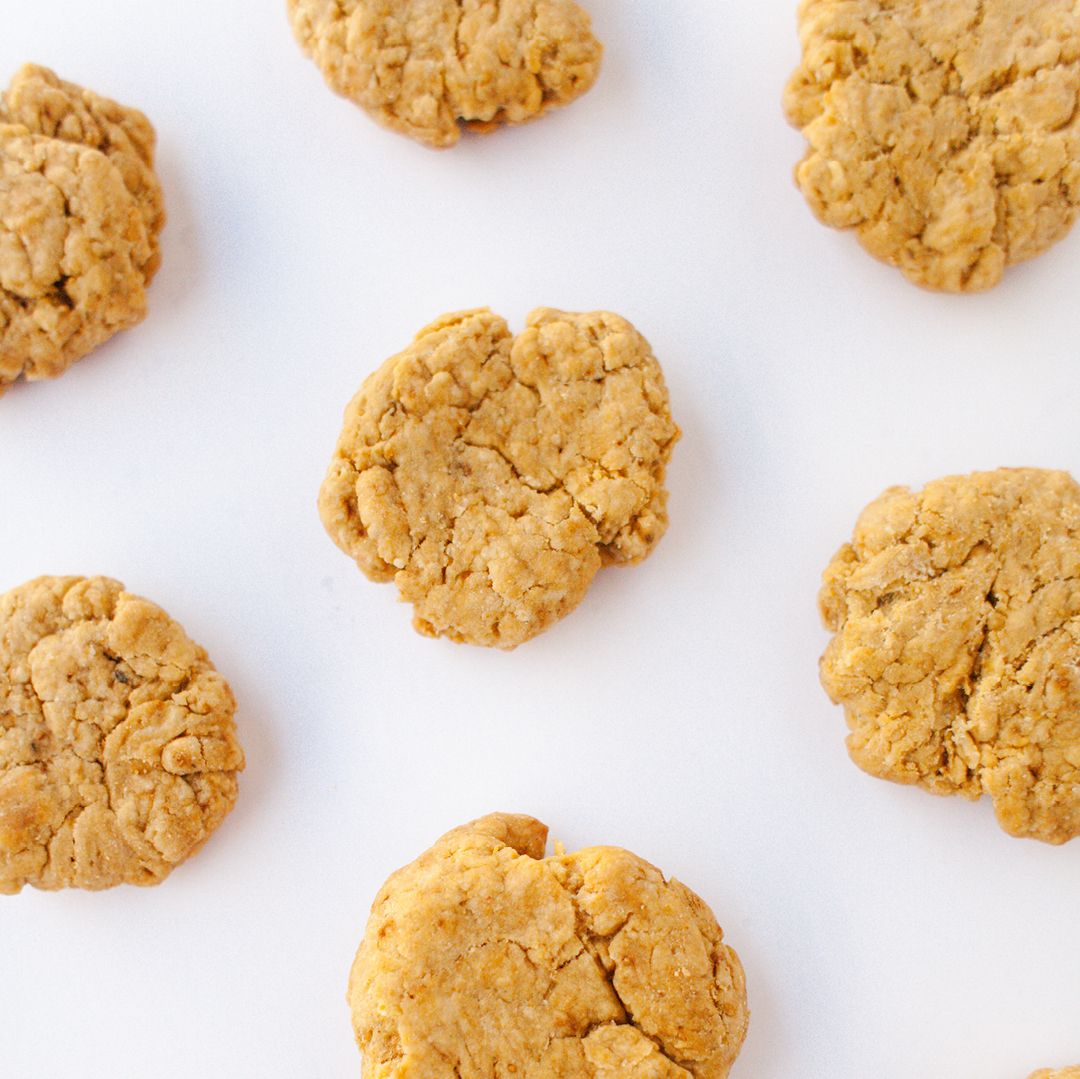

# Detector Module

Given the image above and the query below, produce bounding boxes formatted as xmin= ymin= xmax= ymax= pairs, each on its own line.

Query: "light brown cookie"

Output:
xmin=4 ymin=65 xmax=165 ymax=277
xmin=820 ymin=468 xmax=1080 ymax=844
xmin=0 ymin=576 xmax=244 ymax=893
xmin=0 ymin=66 xmax=164 ymax=395
xmin=287 ymin=0 xmax=602 ymax=148
xmin=348 ymin=813 xmax=749 ymax=1078
xmin=319 ymin=308 xmax=679 ymax=649
xmin=1029 ymin=1069 xmax=1080 ymax=1078
xmin=784 ymin=0 xmax=1080 ymax=291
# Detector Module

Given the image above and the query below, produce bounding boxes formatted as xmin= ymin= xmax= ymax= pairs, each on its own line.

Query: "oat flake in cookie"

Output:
xmin=820 ymin=469 xmax=1080 ymax=844
xmin=0 ymin=65 xmax=165 ymax=394
xmin=319 ymin=308 xmax=680 ymax=650
xmin=287 ymin=0 xmax=602 ymax=148
xmin=0 ymin=577 xmax=244 ymax=893
xmin=784 ymin=0 xmax=1080 ymax=291
xmin=349 ymin=813 xmax=749 ymax=1078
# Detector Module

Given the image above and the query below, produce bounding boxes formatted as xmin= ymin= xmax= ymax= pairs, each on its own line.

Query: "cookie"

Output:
xmin=319 ymin=308 xmax=680 ymax=649
xmin=784 ymin=0 xmax=1080 ymax=291
xmin=287 ymin=0 xmax=602 ymax=148
xmin=0 ymin=577 xmax=244 ymax=893
xmin=819 ymin=469 xmax=1080 ymax=844
xmin=348 ymin=813 xmax=749 ymax=1078
xmin=1029 ymin=1069 xmax=1080 ymax=1078
xmin=0 ymin=65 xmax=164 ymax=395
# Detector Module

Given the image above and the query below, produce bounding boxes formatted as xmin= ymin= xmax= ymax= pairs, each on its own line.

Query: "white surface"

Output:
xmin=1 ymin=2 xmax=1078 ymax=1076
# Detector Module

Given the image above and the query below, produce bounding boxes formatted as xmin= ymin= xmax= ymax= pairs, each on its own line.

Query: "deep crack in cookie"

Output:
xmin=0 ymin=576 xmax=244 ymax=893
xmin=820 ymin=468 xmax=1080 ymax=844
xmin=319 ymin=308 xmax=680 ymax=649
xmin=348 ymin=813 xmax=749 ymax=1078
xmin=287 ymin=0 xmax=602 ymax=148
xmin=0 ymin=65 xmax=164 ymax=394
xmin=784 ymin=0 xmax=1080 ymax=291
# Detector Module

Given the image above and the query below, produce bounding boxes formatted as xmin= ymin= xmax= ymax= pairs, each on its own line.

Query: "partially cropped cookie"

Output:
xmin=0 ymin=577 xmax=244 ymax=893
xmin=287 ymin=0 xmax=602 ymax=148
xmin=319 ymin=308 xmax=679 ymax=649
xmin=1030 ymin=1069 xmax=1080 ymax=1078
xmin=349 ymin=813 xmax=749 ymax=1078
xmin=820 ymin=469 xmax=1080 ymax=844
xmin=784 ymin=1 xmax=1080 ymax=291
xmin=0 ymin=65 xmax=164 ymax=394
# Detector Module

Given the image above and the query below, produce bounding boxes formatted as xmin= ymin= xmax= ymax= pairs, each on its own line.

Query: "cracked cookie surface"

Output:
xmin=319 ymin=308 xmax=679 ymax=649
xmin=348 ymin=813 xmax=749 ymax=1079
xmin=287 ymin=0 xmax=602 ymax=148
xmin=0 ymin=576 xmax=244 ymax=893
xmin=820 ymin=469 xmax=1080 ymax=844
xmin=0 ymin=65 xmax=163 ymax=394
xmin=784 ymin=0 xmax=1080 ymax=291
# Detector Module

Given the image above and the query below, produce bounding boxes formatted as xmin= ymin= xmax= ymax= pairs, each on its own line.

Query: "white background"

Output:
xmin=1 ymin=2 xmax=1078 ymax=1076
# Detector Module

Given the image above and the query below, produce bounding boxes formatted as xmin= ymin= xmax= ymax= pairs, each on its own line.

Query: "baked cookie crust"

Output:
xmin=0 ymin=576 xmax=244 ymax=893
xmin=1029 ymin=1069 xmax=1080 ymax=1078
xmin=820 ymin=469 xmax=1080 ymax=844
xmin=287 ymin=0 xmax=602 ymax=148
xmin=319 ymin=308 xmax=679 ymax=649
xmin=784 ymin=0 xmax=1080 ymax=291
xmin=348 ymin=813 xmax=749 ymax=1078
xmin=0 ymin=65 xmax=164 ymax=394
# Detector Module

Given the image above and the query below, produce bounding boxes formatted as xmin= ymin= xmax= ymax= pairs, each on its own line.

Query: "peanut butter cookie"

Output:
xmin=0 ymin=576 xmax=244 ymax=894
xmin=287 ymin=0 xmax=602 ymax=148
xmin=784 ymin=0 xmax=1080 ymax=291
xmin=0 ymin=65 xmax=164 ymax=394
xmin=1030 ymin=1069 xmax=1080 ymax=1078
xmin=319 ymin=308 xmax=679 ymax=649
xmin=820 ymin=469 xmax=1080 ymax=844
xmin=348 ymin=813 xmax=749 ymax=1078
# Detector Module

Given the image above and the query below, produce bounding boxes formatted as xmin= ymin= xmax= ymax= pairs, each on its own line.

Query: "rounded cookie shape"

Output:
xmin=0 ymin=66 xmax=163 ymax=395
xmin=819 ymin=468 xmax=1080 ymax=844
xmin=319 ymin=308 xmax=680 ymax=649
xmin=3 ymin=64 xmax=165 ymax=277
xmin=784 ymin=0 xmax=1080 ymax=291
xmin=0 ymin=576 xmax=245 ymax=893
xmin=287 ymin=0 xmax=603 ymax=148
xmin=348 ymin=813 xmax=749 ymax=1078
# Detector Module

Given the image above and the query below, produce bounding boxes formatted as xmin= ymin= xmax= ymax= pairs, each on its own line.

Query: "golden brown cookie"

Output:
xmin=0 ymin=65 xmax=164 ymax=395
xmin=4 ymin=65 xmax=165 ymax=277
xmin=287 ymin=0 xmax=602 ymax=148
xmin=1029 ymin=1069 xmax=1080 ymax=1078
xmin=0 ymin=576 xmax=244 ymax=894
xmin=319 ymin=308 xmax=680 ymax=649
xmin=820 ymin=468 xmax=1080 ymax=844
xmin=784 ymin=0 xmax=1080 ymax=291
xmin=348 ymin=813 xmax=749 ymax=1078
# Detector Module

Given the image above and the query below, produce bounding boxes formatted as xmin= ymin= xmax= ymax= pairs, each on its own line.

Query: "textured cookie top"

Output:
xmin=349 ymin=813 xmax=748 ymax=1079
xmin=0 ymin=577 xmax=244 ymax=893
xmin=319 ymin=308 xmax=679 ymax=649
xmin=4 ymin=65 xmax=165 ymax=277
xmin=0 ymin=66 xmax=163 ymax=395
xmin=784 ymin=0 xmax=1080 ymax=291
xmin=288 ymin=0 xmax=602 ymax=148
xmin=1030 ymin=1069 xmax=1080 ymax=1078
xmin=820 ymin=469 xmax=1080 ymax=844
